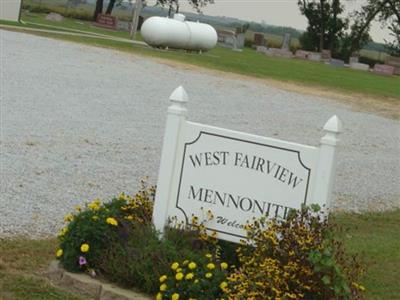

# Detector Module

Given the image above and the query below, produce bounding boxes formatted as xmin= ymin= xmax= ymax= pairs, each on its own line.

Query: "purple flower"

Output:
xmin=78 ymin=256 xmax=87 ymax=266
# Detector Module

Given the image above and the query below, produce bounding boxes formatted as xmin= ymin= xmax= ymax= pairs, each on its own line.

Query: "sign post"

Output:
xmin=153 ymin=86 xmax=342 ymax=243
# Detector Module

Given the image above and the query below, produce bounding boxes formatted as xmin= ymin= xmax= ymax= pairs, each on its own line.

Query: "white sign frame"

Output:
xmin=153 ymin=86 xmax=342 ymax=243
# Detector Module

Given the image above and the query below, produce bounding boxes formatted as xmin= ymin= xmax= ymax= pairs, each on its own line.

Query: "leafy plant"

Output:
xmin=156 ymin=254 xmax=230 ymax=300
xmin=226 ymin=205 xmax=365 ymax=300
xmin=57 ymin=180 xmax=155 ymax=273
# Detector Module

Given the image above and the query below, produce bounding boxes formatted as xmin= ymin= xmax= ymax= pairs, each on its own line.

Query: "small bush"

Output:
xmin=57 ymin=181 xmax=154 ymax=273
xmin=95 ymin=224 xmax=215 ymax=294
xmin=225 ymin=205 xmax=364 ymax=300
xmin=156 ymin=254 xmax=230 ymax=300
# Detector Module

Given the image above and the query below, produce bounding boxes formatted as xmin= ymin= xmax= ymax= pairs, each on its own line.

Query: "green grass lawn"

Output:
xmin=333 ymin=210 xmax=400 ymax=300
xmin=0 ymin=239 xmax=84 ymax=300
xmin=21 ymin=12 xmax=133 ymax=39
xmin=0 ymin=211 xmax=399 ymax=299
xmin=1 ymin=12 xmax=399 ymax=100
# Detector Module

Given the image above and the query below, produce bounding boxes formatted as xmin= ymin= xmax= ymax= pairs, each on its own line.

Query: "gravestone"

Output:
xmin=256 ymin=46 xmax=268 ymax=54
xmin=373 ymin=64 xmax=395 ymax=76
xmin=385 ymin=56 xmax=400 ymax=75
xmin=94 ymin=14 xmax=117 ymax=30
xmin=295 ymin=50 xmax=311 ymax=60
xmin=281 ymin=33 xmax=291 ymax=50
xmin=330 ymin=59 xmax=345 ymax=67
xmin=349 ymin=56 xmax=359 ymax=64
xmin=217 ymin=30 xmax=245 ymax=50
xmin=265 ymin=48 xmax=293 ymax=58
xmin=350 ymin=63 xmax=369 ymax=71
xmin=321 ymin=50 xmax=331 ymax=60
xmin=45 ymin=13 xmax=64 ymax=22
xmin=153 ymin=86 xmax=342 ymax=243
xmin=117 ymin=20 xmax=131 ymax=31
xmin=253 ymin=33 xmax=265 ymax=48
xmin=308 ymin=52 xmax=321 ymax=62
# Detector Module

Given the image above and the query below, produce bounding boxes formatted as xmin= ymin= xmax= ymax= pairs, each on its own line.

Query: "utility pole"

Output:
xmin=130 ymin=0 xmax=143 ymax=40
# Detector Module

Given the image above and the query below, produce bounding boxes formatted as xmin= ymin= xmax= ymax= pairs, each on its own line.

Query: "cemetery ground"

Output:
xmin=1 ymin=27 xmax=399 ymax=299
xmin=0 ymin=12 xmax=399 ymax=103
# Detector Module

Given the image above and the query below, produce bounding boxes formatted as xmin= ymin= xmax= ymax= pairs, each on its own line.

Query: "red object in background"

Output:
xmin=94 ymin=14 xmax=117 ymax=30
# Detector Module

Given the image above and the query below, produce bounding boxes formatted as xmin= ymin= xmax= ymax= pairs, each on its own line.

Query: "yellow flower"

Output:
xmin=156 ymin=292 xmax=163 ymax=300
xmin=58 ymin=227 xmax=68 ymax=237
xmin=188 ymin=262 xmax=197 ymax=270
xmin=176 ymin=268 xmax=182 ymax=273
xmin=80 ymin=243 xmax=89 ymax=253
xmin=182 ymin=260 xmax=189 ymax=266
xmin=64 ymin=213 xmax=74 ymax=222
xmin=171 ymin=293 xmax=179 ymax=300
xmin=205 ymin=253 xmax=212 ymax=259
xmin=106 ymin=217 xmax=118 ymax=226
xmin=220 ymin=262 xmax=228 ymax=270
xmin=118 ymin=192 xmax=128 ymax=200
xmin=205 ymin=272 xmax=212 ymax=278
xmin=74 ymin=205 xmax=82 ymax=212
xmin=352 ymin=282 xmax=366 ymax=291
xmin=56 ymin=249 xmax=63 ymax=258
xmin=159 ymin=275 xmax=167 ymax=283
xmin=220 ymin=281 xmax=228 ymax=290
xmin=175 ymin=272 xmax=184 ymax=281
xmin=171 ymin=262 xmax=179 ymax=270
xmin=88 ymin=201 xmax=100 ymax=211
xmin=160 ymin=283 xmax=167 ymax=291
xmin=185 ymin=273 xmax=194 ymax=280
xmin=207 ymin=263 xmax=215 ymax=270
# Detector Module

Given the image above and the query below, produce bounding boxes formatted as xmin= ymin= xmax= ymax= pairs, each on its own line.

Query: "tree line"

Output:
xmin=298 ymin=0 xmax=399 ymax=58
xmin=90 ymin=0 xmax=399 ymax=58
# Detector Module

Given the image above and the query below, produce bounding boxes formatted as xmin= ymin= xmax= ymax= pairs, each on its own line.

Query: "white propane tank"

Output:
xmin=141 ymin=14 xmax=217 ymax=51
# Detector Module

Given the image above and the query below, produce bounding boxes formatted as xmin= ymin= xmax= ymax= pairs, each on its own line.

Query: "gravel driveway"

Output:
xmin=1 ymin=30 xmax=399 ymax=237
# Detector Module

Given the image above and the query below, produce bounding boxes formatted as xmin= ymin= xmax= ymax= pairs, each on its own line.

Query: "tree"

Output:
xmin=385 ymin=23 xmax=400 ymax=56
xmin=298 ymin=0 xmax=347 ymax=54
xmin=350 ymin=0 xmax=399 ymax=55
xmin=156 ymin=0 xmax=214 ymax=17
xmin=93 ymin=0 xmax=104 ymax=20
xmin=93 ymin=0 xmax=128 ymax=19
xmin=106 ymin=0 xmax=117 ymax=14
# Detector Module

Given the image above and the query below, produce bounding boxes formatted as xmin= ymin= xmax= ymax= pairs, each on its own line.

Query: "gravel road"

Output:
xmin=1 ymin=30 xmax=399 ymax=237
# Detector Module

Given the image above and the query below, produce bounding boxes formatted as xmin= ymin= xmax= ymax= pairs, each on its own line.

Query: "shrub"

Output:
xmin=57 ymin=181 xmax=154 ymax=273
xmin=57 ymin=182 xmax=364 ymax=299
xmin=225 ymin=205 xmax=365 ymax=300
xmin=95 ymin=224 xmax=215 ymax=294
xmin=156 ymin=254 xmax=231 ymax=300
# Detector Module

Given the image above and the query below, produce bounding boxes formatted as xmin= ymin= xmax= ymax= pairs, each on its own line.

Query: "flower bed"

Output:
xmin=56 ymin=181 xmax=365 ymax=300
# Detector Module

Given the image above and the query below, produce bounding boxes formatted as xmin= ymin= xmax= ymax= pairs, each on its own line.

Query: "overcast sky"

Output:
xmin=148 ymin=0 xmax=391 ymax=43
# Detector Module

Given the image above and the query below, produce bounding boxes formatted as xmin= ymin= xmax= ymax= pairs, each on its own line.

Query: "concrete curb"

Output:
xmin=45 ymin=261 xmax=152 ymax=300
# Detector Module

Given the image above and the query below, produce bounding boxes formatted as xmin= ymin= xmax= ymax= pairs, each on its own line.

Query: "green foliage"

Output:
xmin=225 ymin=206 xmax=365 ymax=300
xmin=156 ymin=0 xmax=213 ymax=16
xmin=22 ymin=3 xmax=93 ymax=21
xmin=156 ymin=254 xmax=230 ymax=300
xmin=385 ymin=23 xmax=400 ymax=57
xmin=298 ymin=0 xmax=348 ymax=55
xmin=58 ymin=181 xmax=155 ymax=273
xmin=94 ymin=224 xmax=213 ymax=294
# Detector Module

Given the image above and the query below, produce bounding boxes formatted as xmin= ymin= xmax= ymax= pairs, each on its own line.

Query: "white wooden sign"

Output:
xmin=153 ymin=86 xmax=342 ymax=243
